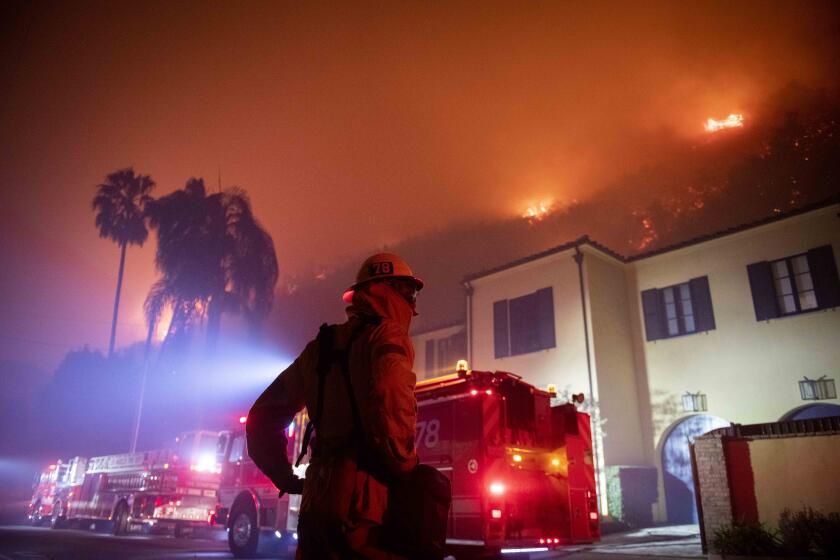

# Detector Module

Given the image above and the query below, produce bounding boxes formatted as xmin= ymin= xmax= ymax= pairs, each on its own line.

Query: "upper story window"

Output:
xmin=641 ymin=276 xmax=716 ymax=341
xmin=771 ymin=255 xmax=817 ymax=314
xmin=747 ymin=245 xmax=840 ymax=321
xmin=494 ymin=287 xmax=556 ymax=358
xmin=424 ymin=330 xmax=467 ymax=378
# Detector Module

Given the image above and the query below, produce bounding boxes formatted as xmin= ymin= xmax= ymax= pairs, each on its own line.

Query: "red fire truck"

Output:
xmin=27 ymin=430 xmax=224 ymax=536
xmin=415 ymin=367 xmax=600 ymax=557
xmin=28 ymin=461 xmax=65 ymax=527
xmin=216 ymin=412 xmax=307 ymax=558
xmin=216 ymin=366 xmax=598 ymax=558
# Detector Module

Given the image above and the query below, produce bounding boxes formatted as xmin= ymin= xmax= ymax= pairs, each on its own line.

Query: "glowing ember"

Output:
xmin=704 ymin=113 xmax=744 ymax=133
xmin=522 ymin=203 xmax=552 ymax=222
xmin=631 ymin=212 xmax=659 ymax=251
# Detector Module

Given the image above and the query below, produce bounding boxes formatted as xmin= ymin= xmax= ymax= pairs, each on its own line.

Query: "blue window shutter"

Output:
xmin=689 ymin=276 xmax=716 ymax=332
xmin=807 ymin=245 xmax=840 ymax=310
xmin=747 ymin=261 xmax=779 ymax=321
xmin=535 ymin=287 xmax=556 ymax=350
xmin=425 ymin=339 xmax=435 ymax=377
xmin=641 ymin=288 xmax=665 ymax=341
xmin=493 ymin=300 xmax=510 ymax=358
xmin=509 ymin=294 xmax=536 ymax=355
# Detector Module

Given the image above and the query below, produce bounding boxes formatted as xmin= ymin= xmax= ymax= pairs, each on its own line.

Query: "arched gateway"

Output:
xmin=661 ymin=414 xmax=728 ymax=524
xmin=781 ymin=403 xmax=840 ymax=420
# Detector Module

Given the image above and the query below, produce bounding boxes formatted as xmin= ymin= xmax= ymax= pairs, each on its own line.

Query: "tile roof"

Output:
xmin=463 ymin=195 xmax=840 ymax=282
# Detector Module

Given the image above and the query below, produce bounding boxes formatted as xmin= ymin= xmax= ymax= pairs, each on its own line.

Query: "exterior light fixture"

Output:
xmin=799 ymin=376 xmax=837 ymax=401
xmin=681 ymin=391 xmax=708 ymax=412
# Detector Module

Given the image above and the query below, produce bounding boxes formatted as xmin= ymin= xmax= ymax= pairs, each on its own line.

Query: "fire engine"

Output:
xmin=27 ymin=430 xmax=224 ymax=536
xmin=216 ymin=365 xmax=598 ymax=558
xmin=415 ymin=365 xmax=600 ymax=556
xmin=215 ymin=412 xmax=308 ymax=558
xmin=28 ymin=462 xmax=64 ymax=528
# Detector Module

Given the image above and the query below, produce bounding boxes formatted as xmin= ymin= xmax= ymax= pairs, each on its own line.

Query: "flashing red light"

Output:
xmin=48 ymin=464 xmax=57 ymax=470
xmin=489 ymin=482 xmax=505 ymax=495
xmin=491 ymin=509 xmax=502 ymax=519
xmin=239 ymin=416 xmax=247 ymax=424
xmin=554 ymin=538 xmax=560 ymax=543
xmin=485 ymin=389 xmax=493 ymax=395
xmin=589 ymin=512 xmax=599 ymax=520
xmin=539 ymin=538 xmax=546 ymax=544
xmin=470 ymin=389 xmax=478 ymax=396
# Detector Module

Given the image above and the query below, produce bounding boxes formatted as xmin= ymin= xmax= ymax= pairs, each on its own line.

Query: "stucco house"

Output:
xmin=412 ymin=199 xmax=840 ymax=524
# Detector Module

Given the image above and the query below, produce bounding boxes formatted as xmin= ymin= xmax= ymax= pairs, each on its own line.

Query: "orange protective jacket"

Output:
xmin=246 ymin=282 xmax=418 ymax=557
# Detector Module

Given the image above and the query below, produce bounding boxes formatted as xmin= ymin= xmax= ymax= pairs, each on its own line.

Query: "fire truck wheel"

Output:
xmin=174 ymin=524 xmax=188 ymax=538
xmin=29 ymin=501 xmax=43 ymax=526
xmin=49 ymin=501 xmax=63 ymax=529
xmin=112 ymin=501 xmax=129 ymax=536
xmin=228 ymin=499 xmax=259 ymax=558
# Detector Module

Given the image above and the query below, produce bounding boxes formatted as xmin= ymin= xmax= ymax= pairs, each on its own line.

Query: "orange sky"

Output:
xmin=2 ymin=0 xmax=839 ymax=369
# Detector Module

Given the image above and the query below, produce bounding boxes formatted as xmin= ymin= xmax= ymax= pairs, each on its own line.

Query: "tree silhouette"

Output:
xmin=144 ymin=178 xmax=278 ymax=355
xmin=92 ymin=168 xmax=155 ymax=356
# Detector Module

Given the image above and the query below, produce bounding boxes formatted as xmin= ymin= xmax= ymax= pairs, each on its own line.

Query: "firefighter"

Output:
xmin=246 ymin=253 xmax=422 ymax=559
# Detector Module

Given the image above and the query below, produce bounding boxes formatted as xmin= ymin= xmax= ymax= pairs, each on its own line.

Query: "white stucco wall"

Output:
xmin=584 ymin=247 xmax=648 ymax=466
xmin=631 ymin=205 xmax=840 ymax=449
xmin=467 ymin=248 xmax=590 ymax=395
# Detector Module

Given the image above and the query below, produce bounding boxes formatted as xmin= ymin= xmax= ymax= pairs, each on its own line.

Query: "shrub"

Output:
xmin=711 ymin=522 xmax=781 ymax=556
xmin=778 ymin=508 xmax=840 ymax=557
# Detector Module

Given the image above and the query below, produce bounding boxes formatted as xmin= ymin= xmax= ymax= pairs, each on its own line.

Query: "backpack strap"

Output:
xmin=294 ymin=316 xmax=379 ymax=468
xmin=337 ymin=325 xmax=367 ymax=449
xmin=295 ymin=323 xmax=334 ymax=468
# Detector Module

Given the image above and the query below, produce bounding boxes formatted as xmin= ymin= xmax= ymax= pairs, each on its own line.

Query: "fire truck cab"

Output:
xmin=28 ymin=461 xmax=69 ymax=527
xmin=416 ymin=367 xmax=600 ymax=557
xmin=216 ymin=412 xmax=307 ymax=558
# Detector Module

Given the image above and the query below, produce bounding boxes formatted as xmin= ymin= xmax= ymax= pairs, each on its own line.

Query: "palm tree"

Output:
xmin=92 ymin=168 xmax=155 ymax=356
xmin=144 ymin=178 xmax=278 ymax=353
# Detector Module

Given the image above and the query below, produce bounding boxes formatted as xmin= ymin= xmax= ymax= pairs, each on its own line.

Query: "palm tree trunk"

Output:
xmin=130 ymin=319 xmax=155 ymax=453
xmin=206 ymin=294 xmax=223 ymax=355
xmin=108 ymin=242 xmax=127 ymax=357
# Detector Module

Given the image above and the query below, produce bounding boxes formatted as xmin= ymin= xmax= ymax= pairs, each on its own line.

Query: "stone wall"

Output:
xmin=693 ymin=436 xmax=732 ymax=538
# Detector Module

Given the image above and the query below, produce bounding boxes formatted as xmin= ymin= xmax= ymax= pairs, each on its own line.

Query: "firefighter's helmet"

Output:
xmin=343 ymin=252 xmax=424 ymax=303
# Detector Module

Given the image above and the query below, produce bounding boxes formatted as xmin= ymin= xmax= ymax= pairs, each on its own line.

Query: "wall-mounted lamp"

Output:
xmin=799 ymin=376 xmax=837 ymax=401
xmin=682 ymin=391 xmax=707 ymax=412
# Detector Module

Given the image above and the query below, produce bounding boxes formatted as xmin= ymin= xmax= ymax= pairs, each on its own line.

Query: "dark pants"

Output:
xmin=297 ymin=512 xmax=405 ymax=560
xmin=296 ymin=457 xmax=406 ymax=560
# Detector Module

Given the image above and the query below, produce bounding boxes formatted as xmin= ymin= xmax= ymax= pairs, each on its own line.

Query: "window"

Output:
xmin=424 ymin=330 xmax=467 ymax=378
xmin=747 ymin=245 xmax=840 ymax=321
xmin=663 ymin=283 xmax=696 ymax=336
xmin=228 ymin=435 xmax=245 ymax=463
xmin=771 ymin=255 xmax=817 ymax=314
xmin=494 ymin=287 xmax=556 ymax=357
xmin=641 ymin=276 xmax=715 ymax=341
xmin=425 ymin=339 xmax=435 ymax=377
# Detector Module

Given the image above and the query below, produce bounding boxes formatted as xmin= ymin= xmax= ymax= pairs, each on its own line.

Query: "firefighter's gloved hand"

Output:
xmin=278 ymin=474 xmax=304 ymax=497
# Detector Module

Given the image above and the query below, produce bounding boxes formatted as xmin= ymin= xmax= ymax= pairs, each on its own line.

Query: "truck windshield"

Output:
xmin=178 ymin=432 xmax=220 ymax=469
xmin=228 ymin=435 xmax=245 ymax=463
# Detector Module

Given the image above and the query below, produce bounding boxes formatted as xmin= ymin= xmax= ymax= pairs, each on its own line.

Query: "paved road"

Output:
xmin=0 ymin=525 xmax=703 ymax=560
xmin=0 ymin=526 xmax=236 ymax=560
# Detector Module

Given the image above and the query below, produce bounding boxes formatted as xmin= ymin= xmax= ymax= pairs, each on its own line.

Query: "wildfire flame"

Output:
xmin=522 ymin=202 xmax=552 ymax=223
xmin=704 ymin=114 xmax=744 ymax=133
